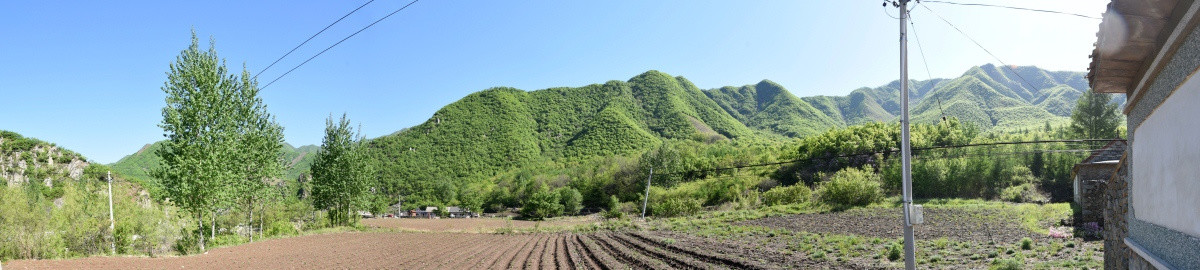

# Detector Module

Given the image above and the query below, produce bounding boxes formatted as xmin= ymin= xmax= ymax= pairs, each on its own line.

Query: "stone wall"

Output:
xmin=1104 ymin=158 xmax=1130 ymax=270
xmin=1079 ymin=177 xmax=1107 ymax=224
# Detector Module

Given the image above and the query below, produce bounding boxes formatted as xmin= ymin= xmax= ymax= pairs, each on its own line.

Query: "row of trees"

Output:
xmin=155 ymin=33 xmax=373 ymax=252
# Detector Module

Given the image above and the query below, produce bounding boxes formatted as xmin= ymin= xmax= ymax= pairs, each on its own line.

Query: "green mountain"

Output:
xmin=114 ymin=64 xmax=1098 ymax=203
xmin=363 ymin=65 xmax=1096 ymax=197
xmin=109 ymin=141 xmax=318 ymax=193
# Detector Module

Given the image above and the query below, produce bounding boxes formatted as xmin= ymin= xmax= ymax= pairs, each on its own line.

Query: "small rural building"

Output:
xmin=408 ymin=209 xmax=435 ymax=219
xmin=445 ymin=207 xmax=477 ymax=218
xmin=1071 ymin=140 xmax=1127 ymax=224
xmin=1088 ymin=0 xmax=1200 ymax=268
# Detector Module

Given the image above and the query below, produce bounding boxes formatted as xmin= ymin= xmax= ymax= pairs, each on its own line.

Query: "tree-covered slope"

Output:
xmin=109 ymin=141 xmax=318 ymax=191
xmin=705 ymin=80 xmax=841 ymax=137
xmin=366 ymin=71 xmax=759 ymax=200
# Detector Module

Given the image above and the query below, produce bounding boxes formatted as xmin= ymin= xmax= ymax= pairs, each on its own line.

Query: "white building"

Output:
xmin=1088 ymin=0 xmax=1200 ymax=268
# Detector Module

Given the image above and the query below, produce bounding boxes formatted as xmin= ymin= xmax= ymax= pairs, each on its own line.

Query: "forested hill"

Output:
xmin=109 ymin=141 xmax=319 ymax=196
xmin=711 ymin=63 xmax=1118 ymax=133
xmin=365 ymin=64 xmax=1100 ymax=197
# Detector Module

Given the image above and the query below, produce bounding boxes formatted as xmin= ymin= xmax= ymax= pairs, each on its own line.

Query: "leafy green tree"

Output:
xmin=155 ymin=32 xmax=282 ymax=251
xmin=310 ymin=114 xmax=373 ymax=226
xmin=521 ymin=190 xmax=563 ymax=220
xmin=1069 ymin=92 xmax=1122 ymax=139
xmin=557 ymin=187 xmax=583 ymax=215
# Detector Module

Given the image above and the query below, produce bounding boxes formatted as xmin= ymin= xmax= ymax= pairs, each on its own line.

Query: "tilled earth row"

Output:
xmin=5 ymin=231 xmax=861 ymax=269
xmin=737 ymin=206 xmax=1043 ymax=243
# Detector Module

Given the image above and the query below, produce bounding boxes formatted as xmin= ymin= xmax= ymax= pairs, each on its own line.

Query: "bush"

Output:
xmin=520 ymin=190 xmax=563 ymax=220
xmin=816 ymin=166 xmax=882 ymax=207
xmin=1001 ymin=183 xmax=1049 ymax=203
xmin=266 ymin=220 xmax=299 ymax=237
xmin=558 ymin=187 xmax=583 ymax=215
xmin=989 ymin=258 xmax=1023 ymax=270
xmin=762 ymin=184 xmax=812 ymax=206
xmin=886 ymin=243 xmax=902 ymax=261
xmin=651 ymin=196 xmax=702 ymax=217
xmin=1019 ymin=237 xmax=1033 ymax=250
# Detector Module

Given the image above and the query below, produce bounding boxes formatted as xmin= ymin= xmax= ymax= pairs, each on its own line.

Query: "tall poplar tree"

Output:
xmin=311 ymin=114 xmax=372 ymax=226
xmin=155 ymin=32 xmax=284 ymax=251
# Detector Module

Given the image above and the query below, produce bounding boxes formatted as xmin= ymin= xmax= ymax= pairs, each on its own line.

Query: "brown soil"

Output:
xmin=737 ymin=207 xmax=1042 ymax=243
xmin=5 ymin=230 xmax=859 ymax=269
xmin=361 ymin=216 xmax=597 ymax=232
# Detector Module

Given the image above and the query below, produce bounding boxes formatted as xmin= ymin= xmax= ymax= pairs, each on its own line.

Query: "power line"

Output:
xmin=921 ymin=0 xmax=1100 ymax=20
xmin=261 ymin=0 xmax=421 ymax=90
xmin=918 ymin=4 xmax=1043 ymax=93
xmin=907 ymin=9 xmax=933 ymax=82
xmin=253 ymin=0 xmax=377 ymax=81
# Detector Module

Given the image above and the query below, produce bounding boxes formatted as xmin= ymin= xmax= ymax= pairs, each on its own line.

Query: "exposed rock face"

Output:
xmin=0 ymin=144 xmax=89 ymax=185
xmin=67 ymin=159 xmax=87 ymax=180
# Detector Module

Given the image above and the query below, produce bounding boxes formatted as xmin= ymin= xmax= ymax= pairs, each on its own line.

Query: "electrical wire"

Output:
xmin=921 ymin=0 xmax=1100 ymax=20
xmin=253 ymin=0 xmax=376 ymax=81
xmin=907 ymin=10 xmax=934 ymax=83
xmin=261 ymin=0 xmax=421 ymax=90
xmin=918 ymin=4 xmax=1043 ymax=94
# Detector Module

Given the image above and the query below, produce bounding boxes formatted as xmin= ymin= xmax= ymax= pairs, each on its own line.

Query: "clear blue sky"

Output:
xmin=0 ymin=0 xmax=1107 ymax=164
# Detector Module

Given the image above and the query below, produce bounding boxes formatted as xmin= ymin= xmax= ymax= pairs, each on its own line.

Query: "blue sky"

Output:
xmin=0 ymin=0 xmax=1107 ymax=164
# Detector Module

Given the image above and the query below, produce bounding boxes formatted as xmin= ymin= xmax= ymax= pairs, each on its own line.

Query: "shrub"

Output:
xmin=557 ymin=187 xmax=583 ymax=215
xmin=763 ymin=184 xmax=812 ymax=206
xmin=816 ymin=166 xmax=882 ymax=207
xmin=651 ymin=196 xmax=702 ymax=217
xmin=989 ymin=258 xmax=1023 ymax=270
xmin=1001 ymin=183 xmax=1048 ymax=203
xmin=520 ymin=190 xmax=563 ymax=220
xmin=886 ymin=244 xmax=902 ymax=261
xmin=266 ymin=221 xmax=299 ymax=237
xmin=1019 ymin=237 xmax=1033 ymax=250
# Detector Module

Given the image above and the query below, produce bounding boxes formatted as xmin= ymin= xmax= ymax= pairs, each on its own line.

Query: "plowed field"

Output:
xmin=362 ymin=217 xmax=597 ymax=232
xmin=4 ymin=231 xmax=856 ymax=269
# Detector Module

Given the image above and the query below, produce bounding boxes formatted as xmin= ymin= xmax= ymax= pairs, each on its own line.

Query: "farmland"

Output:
xmin=4 ymin=231 xmax=828 ymax=269
xmin=5 ymin=200 xmax=1103 ymax=269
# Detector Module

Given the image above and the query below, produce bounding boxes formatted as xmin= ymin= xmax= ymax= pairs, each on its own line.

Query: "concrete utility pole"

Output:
xmin=640 ymin=167 xmax=652 ymax=219
xmin=897 ymin=1 xmax=918 ymax=269
xmin=107 ymin=171 xmax=116 ymax=255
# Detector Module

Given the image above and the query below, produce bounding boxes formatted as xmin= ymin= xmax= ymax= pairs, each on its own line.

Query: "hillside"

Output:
xmin=1 ymin=130 xmax=90 ymax=186
xmin=109 ymin=141 xmax=319 ymax=195
xmin=364 ymin=65 xmax=1094 ymax=202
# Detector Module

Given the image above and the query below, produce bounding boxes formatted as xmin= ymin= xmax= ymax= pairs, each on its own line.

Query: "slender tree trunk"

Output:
xmin=198 ymin=213 xmax=206 ymax=252
xmin=249 ymin=206 xmax=254 ymax=242
xmin=211 ymin=210 xmax=215 ymax=240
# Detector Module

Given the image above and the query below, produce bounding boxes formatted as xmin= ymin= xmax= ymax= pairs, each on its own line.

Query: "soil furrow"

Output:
xmin=525 ymin=234 xmax=548 ymax=270
xmin=610 ymin=232 xmax=716 ymax=270
xmin=590 ymin=233 xmax=669 ymax=269
xmin=506 ymin=233 xmax=540 ymax=269
xmin=538 ymin=234 xmax=558 ymax=270
xmin=553 ymin=234 xmax=571 ymax=270
xmin=629 ymin=231 xmax=769 ymax=270
xmin=446 ymin=235 xmax=502 ymax=269
xmin=486 ymin=233 xmax=536 ymax=269
xmin=565 ymin=234 xmax=596 ymax=270
xmin=576 ymin=234 xmax=623 ymax=270
xmin=469 ymin=236 xmax=511 ymax=269
xmin=410 ymin=234 xmax=473 ymax=269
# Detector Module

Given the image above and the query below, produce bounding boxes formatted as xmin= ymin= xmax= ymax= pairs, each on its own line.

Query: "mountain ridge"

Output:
xmin=111 ymin=64 xmax=1102 ymax=201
